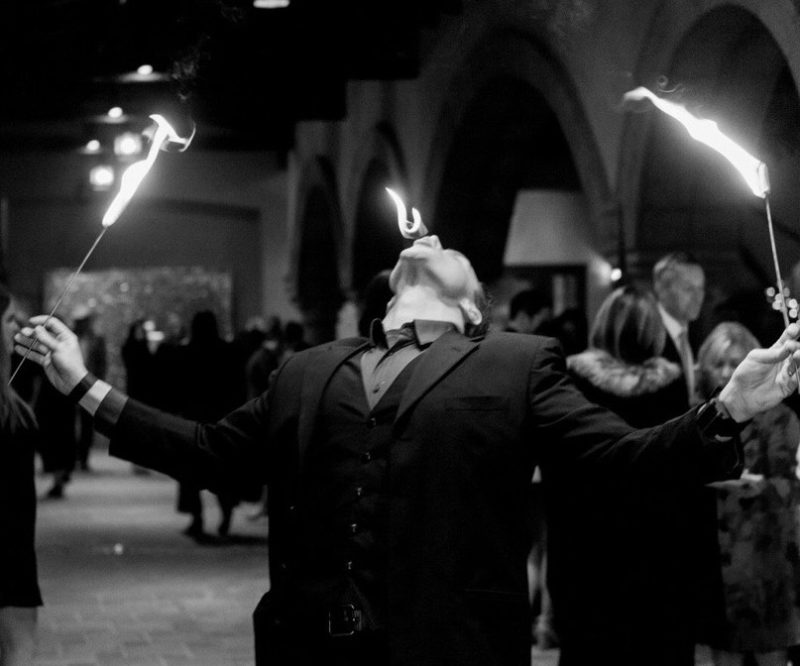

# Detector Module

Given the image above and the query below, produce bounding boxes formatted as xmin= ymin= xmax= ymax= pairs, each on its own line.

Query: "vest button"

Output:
xmin=350 ymin=522 xmax=358 ymax=534
xmin=354 ymin=486 xmax=364 ymax=498
xmin=345 ymin=560 xmax=354 ymax=571
xmin=367 ymin=417 xmax=377 ymax=429
xmin=361 ymin=452 xmax=372 ymax=463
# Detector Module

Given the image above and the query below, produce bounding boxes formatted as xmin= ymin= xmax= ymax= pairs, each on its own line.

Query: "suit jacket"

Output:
xmin=100 ymin=331 xmax=741 ymax=666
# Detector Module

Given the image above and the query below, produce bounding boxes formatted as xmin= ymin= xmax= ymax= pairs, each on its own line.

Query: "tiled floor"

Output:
xmin=33 ymin=449 xmax=562 ymax=665
xmin=33 ymin=450 xmax=269 ymax=666
xmin=32 ymin=446 xmax=720 ymax=665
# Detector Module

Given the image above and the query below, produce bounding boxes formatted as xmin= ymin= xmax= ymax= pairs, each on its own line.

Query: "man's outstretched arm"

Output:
xmin=15 ymin=315 xmax=272 ymax=492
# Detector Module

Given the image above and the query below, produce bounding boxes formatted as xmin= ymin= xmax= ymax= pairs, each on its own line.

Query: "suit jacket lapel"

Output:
xmin=396 ymin=330 xmax=480 ymax=424
xmin=298 ymin=339 xmax=370 ymax=465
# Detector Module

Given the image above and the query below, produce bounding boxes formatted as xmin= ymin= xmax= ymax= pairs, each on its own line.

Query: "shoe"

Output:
xmin=45 ymin=483 xmax=65 ymax=499
xmin=182 ymin=517 xmax=204 ymax=539
xmin=247 ymin=508 xmax=268 ymax=522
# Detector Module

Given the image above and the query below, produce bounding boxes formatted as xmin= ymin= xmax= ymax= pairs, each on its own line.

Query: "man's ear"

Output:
xmin=459 ymin=298 xmax=483 ymax=326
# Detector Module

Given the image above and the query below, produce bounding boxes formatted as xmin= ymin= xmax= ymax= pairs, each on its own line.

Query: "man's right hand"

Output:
xmin=14 ymin=316 xmax=88 ymax=395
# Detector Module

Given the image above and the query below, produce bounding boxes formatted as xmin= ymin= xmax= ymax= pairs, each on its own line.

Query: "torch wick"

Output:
xmin=8 ymin=225 xmax=108 ymax=386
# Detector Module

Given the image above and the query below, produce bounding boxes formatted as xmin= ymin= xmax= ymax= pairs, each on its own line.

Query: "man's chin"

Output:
xmin=399 ymin=245 xmax=433 ymax=260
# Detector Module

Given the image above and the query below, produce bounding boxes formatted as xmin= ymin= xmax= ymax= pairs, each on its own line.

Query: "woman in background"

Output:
xmin=0 ymin=284 xmax=42 ymax=664
xmin=698 ymin=322 xmax=800 ymax=666
xmin=552 ymin=284 xmax=704 ymax=666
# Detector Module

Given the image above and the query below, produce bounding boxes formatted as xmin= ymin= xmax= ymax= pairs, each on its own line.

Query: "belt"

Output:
xmin=327 ymin=603 xmax=364 ymax=637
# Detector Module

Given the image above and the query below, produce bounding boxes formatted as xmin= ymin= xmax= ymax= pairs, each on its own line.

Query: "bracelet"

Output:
xmin=67 ymin=373 xmax=98 ymax=403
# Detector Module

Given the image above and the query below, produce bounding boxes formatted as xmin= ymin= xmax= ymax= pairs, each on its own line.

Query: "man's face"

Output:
xmin=656 ymin=264 xmax=705 ymax=323
xmin=389 ymin=235 xmax=481 ymax=304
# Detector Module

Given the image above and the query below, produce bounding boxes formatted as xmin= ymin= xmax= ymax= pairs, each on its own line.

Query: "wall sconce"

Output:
xmin=89 ymin=164 xmax=115 ymax=191
xmin=114 ymin=132 xmax=143 ymax=157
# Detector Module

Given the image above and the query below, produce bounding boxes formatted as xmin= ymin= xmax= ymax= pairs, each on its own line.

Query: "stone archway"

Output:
xmin=425 ymin=31 xmax=614 ymax=262
xmin=349 ymin=124 xmax=409 ymax=295
xmin=351 ymin=159 xmax=405 ymax=293
xmin=292 ymin=159 xmax=345 ymax=344
xmin=433 ymin=76 xmax=581 ymax=284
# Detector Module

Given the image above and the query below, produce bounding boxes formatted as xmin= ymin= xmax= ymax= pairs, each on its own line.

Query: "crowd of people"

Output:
xmin=3 ymin=240 xmax=800 ymax=666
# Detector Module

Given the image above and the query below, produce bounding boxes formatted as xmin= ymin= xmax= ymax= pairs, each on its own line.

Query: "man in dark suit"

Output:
xmin=653 ymin=251 xmax=706 ymax=407
xmin=505 ymin=288 xmax=554 ymax=336
xmin=16 ymin=234 xmax=800 ymax=666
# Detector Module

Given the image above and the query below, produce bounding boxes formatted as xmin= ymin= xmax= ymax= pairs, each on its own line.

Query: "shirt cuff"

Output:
xmin=76 ymin=380 xmax=128 ymax=431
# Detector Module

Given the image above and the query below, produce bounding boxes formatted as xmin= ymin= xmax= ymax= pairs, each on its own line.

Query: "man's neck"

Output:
xmin=382 ymin=285 xmax=465 ymax=332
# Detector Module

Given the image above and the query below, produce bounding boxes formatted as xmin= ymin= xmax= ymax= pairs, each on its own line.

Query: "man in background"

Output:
xmin=505 ymin=287 xmax=554 ymax=336
xmin=72 ymin=306 xmax=107 ymax=471
xmin=653 ymin=252 xmax=706 ymax=406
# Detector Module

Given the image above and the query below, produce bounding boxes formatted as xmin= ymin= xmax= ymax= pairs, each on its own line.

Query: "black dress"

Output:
xmin=0 ymin=393 xmax=43 ymax=607
xmin=552 ymin=349 xmax=711 ymax=666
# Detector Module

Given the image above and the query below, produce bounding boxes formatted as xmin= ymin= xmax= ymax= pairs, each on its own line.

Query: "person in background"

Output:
xmin=246 ymin=317 xmax=283 ymax=402
xmin=121 ymin=319 xmax=156 ymax=476
xmin=549 ymin=307 xmax=588 ymax=357
xmin=176 ymin=310 xmax=243 ymax=540
xmin=121 ymin=319 xmax=155 ymax=407
xmin=697 ymin=322 xmax=800 ymax=666
xmin=245 ymin=319 xmax=309 ymax=522
xmin=279 ymin=321 xmax=310 ymax=362
xmin=505 ymin=287 xmax=554 ymax=336
xmin=358 ymin=270 xmax=394 ymax=338
xmin=505 ymin=286 xmax=559 ymax=649
xmin=72 ymin=307 xmax=107 ymax=471
xmin=0 ymin=284 xmax=43 ymax=665
xmin=232 ymin=316 xmax=267 ymax=406
xmin=560 ymin=284 xmax=705 ymax=665
xmin=34 ymin=360 xmax=77 ymax=499
xmin=653 ymin=252 xmax=706 ymax=406
xmin=16 ymin=234 xmax=800 ymax=666
xmin=151 ymin=312 xmax=187 ymax=417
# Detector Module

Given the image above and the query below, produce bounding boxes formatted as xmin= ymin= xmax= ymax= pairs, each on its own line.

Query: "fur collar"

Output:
xmin=567 ymin=348 xmax=682 ymax=398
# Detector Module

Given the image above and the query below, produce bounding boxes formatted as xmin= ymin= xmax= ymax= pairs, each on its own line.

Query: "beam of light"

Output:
xmin=622 ymin=86 xmax=769 ymax=198
xmin=385 ymin=187 xmax=428 ymax=239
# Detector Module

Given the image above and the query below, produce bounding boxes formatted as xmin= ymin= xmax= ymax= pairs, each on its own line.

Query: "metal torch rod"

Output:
xmin=764 ymin=195 xmax=791 ymax=328
xmin=763 ymin=194 xmax=800 ymax=393
xmin=8 ymin=225 xmax=108 ymax=386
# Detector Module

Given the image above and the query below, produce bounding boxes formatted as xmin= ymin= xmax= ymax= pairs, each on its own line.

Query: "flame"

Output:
xmin=623 ymin=86 xmax=769 ymax=198
xmin=385 ymin=187 xmax=428 ymax=239
xmin=101 ymin=115 xmax=195 ymax=227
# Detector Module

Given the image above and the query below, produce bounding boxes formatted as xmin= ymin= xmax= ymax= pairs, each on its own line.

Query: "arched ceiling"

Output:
xmin=637 ymin=5 xmax=800 ymax=286
xmin=433 ymin=77 xmax=580 ymax=283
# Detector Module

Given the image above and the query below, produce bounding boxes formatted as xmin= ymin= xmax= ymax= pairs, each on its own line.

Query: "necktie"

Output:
xmin=676 ymin=329 xmax=695 ymax=402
